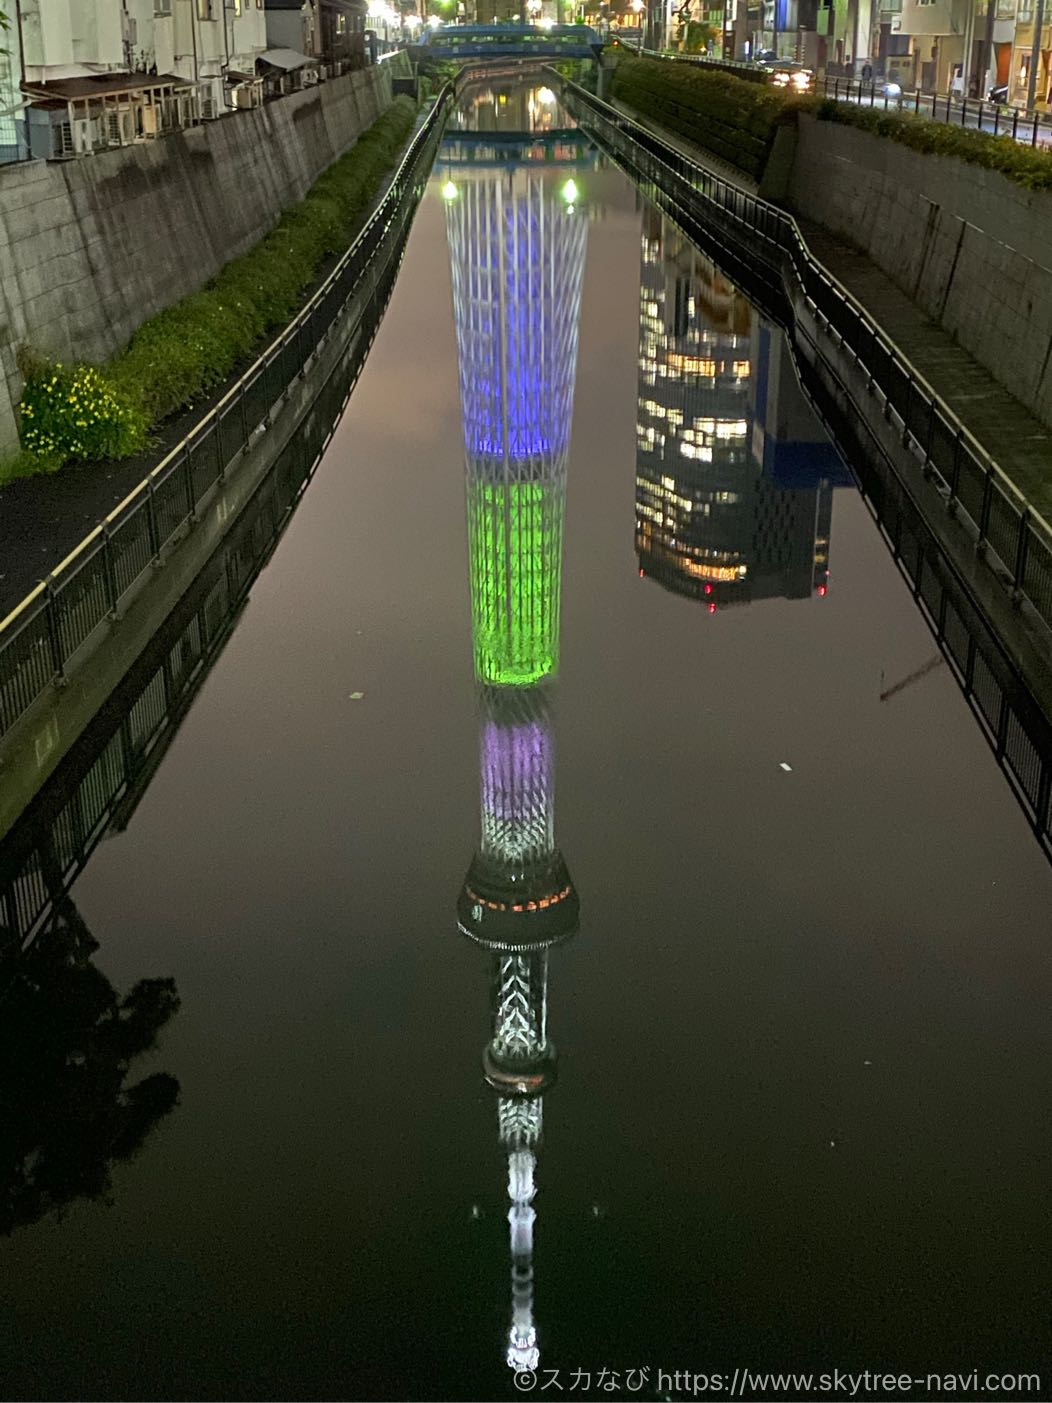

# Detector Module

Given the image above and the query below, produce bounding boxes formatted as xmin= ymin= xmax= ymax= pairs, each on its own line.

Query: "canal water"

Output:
xmin=1 ymin=81 xmax=1049 ymax=1402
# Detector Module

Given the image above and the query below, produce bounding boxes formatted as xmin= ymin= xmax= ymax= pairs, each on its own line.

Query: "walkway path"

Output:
xmin=612 ymin=96 xmax=1052 ymax=526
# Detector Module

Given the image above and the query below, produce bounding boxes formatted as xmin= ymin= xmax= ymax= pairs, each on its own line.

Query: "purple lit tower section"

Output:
xmin=445 ymin=136 xmax=586 ymax=1381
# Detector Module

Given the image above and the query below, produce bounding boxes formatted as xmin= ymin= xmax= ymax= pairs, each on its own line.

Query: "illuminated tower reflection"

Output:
xmin=443 ymin=116 xmax=587 ymax=1376
xmin=635 ymin=209 xmax=845 ymax=609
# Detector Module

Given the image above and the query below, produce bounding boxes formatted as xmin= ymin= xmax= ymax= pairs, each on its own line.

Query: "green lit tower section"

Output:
xmin=444 ymin=154 xmax=586 ymax=1378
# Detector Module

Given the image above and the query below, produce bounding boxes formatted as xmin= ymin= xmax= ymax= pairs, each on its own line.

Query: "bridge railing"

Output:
xmin=0 ymin=81 xmax=456 ymax=750
xmin=560 ymin=74 xmax=1052 ymax=847
xmin=418 ymin=23 xmax=601 ymax=55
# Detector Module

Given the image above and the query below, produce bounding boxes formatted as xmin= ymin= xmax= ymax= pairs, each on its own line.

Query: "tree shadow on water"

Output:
xmin=0 ymin=844 xmax=181 ymax=1236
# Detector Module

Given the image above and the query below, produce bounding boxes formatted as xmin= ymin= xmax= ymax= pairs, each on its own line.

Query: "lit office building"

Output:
xmin=635 ymin=210 xmax=836 ymax=608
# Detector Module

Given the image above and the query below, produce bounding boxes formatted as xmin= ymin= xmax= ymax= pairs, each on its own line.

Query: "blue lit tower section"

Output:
xmin=444 ymin=155 xmax=585 ymax=1377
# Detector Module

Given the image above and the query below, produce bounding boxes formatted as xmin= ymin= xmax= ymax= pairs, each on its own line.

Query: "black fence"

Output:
xmin=562 ymin=76 xmax=1052 ymax=857
xmin=0 ymin=82 xmax=454 ymax=751
xmin=640 ymin=50 xmax=1052 ymax=149
xmin=0 ymin=193 xmax=414 ymax=952
xmin=815 ymin=74 xmax=1052 ymax=150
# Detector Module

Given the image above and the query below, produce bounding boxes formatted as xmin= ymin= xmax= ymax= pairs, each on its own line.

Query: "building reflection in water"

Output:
xmin=635 ymin=209 xmax=850 ymax=610
xmin=446 ymin=81 xmax=570 ymax=139
xmin=442 ymin=108 xmax=587 ymax=1376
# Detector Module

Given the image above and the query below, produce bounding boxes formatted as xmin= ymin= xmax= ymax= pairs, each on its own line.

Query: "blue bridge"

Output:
xmin=415 ymin=23 xmax=603 ymax=60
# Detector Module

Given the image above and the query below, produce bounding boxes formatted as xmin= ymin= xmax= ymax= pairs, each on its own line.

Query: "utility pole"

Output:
xmin=1027 ymin=0 xmax=1045 ymax=108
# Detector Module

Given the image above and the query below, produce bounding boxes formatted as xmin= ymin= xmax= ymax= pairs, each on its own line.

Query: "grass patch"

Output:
xmin=9 ymin=95 xmax=418 ymax=482
xmin=610 ymin=54 xmax=809 ymax=178
xmin=0 ymin=447 xmax=62 ymax=488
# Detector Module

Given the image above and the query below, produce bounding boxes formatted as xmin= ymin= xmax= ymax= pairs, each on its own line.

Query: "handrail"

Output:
xmin=0 ymin=93 xmax=449 ymax=640
xmin=0 ymin=81 xmax=456 ymax=743
xmin=561 ymin=72 xmax=1052 ymax=852
xmin=564 ymin=76 xmax=1052 ymax=561
xmin=638 ymin=49 xmax=1052 ymax=146
xmin=561 ymin=75 xmax=1052 ymax=653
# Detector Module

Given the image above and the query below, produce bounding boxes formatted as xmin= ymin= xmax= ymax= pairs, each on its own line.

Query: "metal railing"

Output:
xmin=814 ymin=74 xmax=1052 ymax=149
xmin=0 ymin=81 xmax=455 ymax=750
xmin=560 ymin=75 xmax=1052 ymax=850
xmin=0 ymin=228 xmax=406 ymax=946
xmin=638 ymin=50 xmax=1052 ymax=148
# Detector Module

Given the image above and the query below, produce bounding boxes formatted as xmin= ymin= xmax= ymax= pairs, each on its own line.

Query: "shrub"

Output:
xmin=610 ymin=55 xmax=813 ymax=178
xmin=13 ymin=95 xmax=418 ymax=477
xmin=20 ymin=362 xmax=148 ymax=462
xmin=815 ymin=99 xmax=1052 ymax=191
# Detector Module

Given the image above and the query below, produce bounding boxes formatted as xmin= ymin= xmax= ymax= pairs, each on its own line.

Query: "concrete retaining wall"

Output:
xmin=785 ymin=114 xmax=1052 ymax=429
xmin=0 ymin=65 xmax=392 ymax=456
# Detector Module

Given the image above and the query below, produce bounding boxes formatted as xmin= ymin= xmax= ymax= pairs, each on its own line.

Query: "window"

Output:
xmin=155 ymin=0 xmax=172 ymax=13
xmin=197 ymin=0 xmax=214 ymax=18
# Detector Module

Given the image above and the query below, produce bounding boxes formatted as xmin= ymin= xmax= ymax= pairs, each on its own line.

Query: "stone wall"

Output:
xmin=0 ymin=65 xmax=392 ymax=456
xmin=785 ymin=114 xmax=1052 ymax=430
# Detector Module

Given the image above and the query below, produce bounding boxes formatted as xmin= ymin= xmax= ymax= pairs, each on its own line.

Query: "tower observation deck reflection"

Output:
xmin=442 ymin=103 xmax=587 ymax=1376
xmin=635 ymin=210 xmax=846 ymax=609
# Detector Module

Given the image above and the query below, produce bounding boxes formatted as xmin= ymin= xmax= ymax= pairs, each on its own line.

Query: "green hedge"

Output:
xmin=610 ymin=56 xmax=1052 ymax=193
xmin=11 ymin=95 xmax=418 ymax=479
xmin=814 ymin=99 xmax=1052 ymax=191
xmin=610 ymin=54 xmax=808 ymax=179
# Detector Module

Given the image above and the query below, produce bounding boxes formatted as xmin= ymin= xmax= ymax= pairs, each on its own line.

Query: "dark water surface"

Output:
xmin=1 ymin=83 xmax=1049 ymax=1402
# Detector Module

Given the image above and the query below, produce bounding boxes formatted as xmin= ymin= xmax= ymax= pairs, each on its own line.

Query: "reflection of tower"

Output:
xmin=635 ymin=210 xmax=836 ymax=609
xmin=446 ymin=161 xmax=586 ymax=684
xmin=445 ymin=141 xmax=586 ymax=1377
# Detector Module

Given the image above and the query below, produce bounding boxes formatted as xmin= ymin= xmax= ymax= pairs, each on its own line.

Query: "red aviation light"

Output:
xmin=704 ymin=583 xmax=713 ymax=595
xmin=708 ymin=601 xmax=717 ymax=614
xmin=817 ymin=584 xmax=827 ymax=597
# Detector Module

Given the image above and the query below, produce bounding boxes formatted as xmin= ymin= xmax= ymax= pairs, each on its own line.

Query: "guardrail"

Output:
xmin=560 ymin=75 xmax=1052 ymax=848
xmin=0 ymin=81 xmax=455 ymax=749
xmin=638 ymin=50 xmax=1052 ymax=147
xmin=814 ymin=74 xmax=1052 ymax=148
xmin=0 ymin=226 xmax=404 ymax=946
